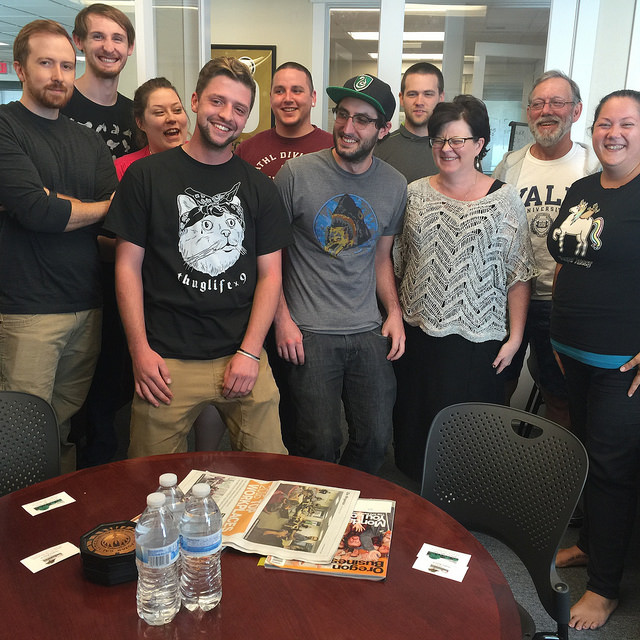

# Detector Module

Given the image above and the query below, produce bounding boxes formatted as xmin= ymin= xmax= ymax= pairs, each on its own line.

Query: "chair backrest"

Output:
xmin=421 ymin=403 xmax=588 ymax=630
xmin=0 ymin=391 xmax=60 ymax=496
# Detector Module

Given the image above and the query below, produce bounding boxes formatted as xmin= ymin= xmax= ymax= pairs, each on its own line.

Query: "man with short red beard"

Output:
xmin=0 ymin=20 xmax=117 ymax=473
xmin=62 ymin=3 xmax=136 ymax=159
xmin=494 ymin=70 xmax=598 ymax=431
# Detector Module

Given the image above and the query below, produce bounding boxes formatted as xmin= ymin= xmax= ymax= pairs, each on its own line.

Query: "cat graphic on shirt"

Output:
xmin=177 ymin=182 xmax=246 ymax=277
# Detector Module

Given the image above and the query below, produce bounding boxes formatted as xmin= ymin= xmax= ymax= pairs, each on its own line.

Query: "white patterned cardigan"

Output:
xmin=393 ymin=177 xmax=537 ymax=343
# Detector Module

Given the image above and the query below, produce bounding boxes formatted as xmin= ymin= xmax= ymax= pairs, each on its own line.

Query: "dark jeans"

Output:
xmin=71 ymin=263 xmax=133 ymax=467
xmin=264 ymin=326 xmax=296 ymax=453
xmin=393 ymin=324 xmax=503 ymax=483
xmin=559 ymin=353 xmax=640 ymax=600
xmin=502 ymin=300 xmax=567 ymax=399
xmin=287 ymin=329 xmax=396 ymax=474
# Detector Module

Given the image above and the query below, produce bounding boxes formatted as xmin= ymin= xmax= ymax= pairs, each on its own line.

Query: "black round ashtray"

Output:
xmin=80 ymin=520 xmax=137 ymax=586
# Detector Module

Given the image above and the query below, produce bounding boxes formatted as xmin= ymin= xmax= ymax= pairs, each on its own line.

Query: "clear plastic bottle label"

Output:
xmin=138 ymin=539 xmax=180 ymax=567
xmin=180 ymin=531 xmax=222 ymax=556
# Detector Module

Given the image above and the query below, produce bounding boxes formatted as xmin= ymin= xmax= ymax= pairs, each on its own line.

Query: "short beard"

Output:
xmin=529 ymin=116 xmax=572 ymax=148
xmin=86 ymin=57 xmax=126 ymax=80
xmin=36 ymin=85 xmax=71 ymax=110
xmin=198 ymin=120 xmax=239 ymax=150
xmin=333 ymin=129 xmax=378 ymax=164
xmin=404 ymin=110 xmax=430 ymax=131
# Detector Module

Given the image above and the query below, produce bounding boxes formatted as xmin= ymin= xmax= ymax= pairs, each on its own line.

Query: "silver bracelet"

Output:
xmin=237 ymin=348 xmax=260 ymax=362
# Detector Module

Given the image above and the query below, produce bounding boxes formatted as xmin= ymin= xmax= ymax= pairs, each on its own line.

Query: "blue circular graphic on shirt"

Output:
xmin=314 ymin=193 xmax=379 ymax=257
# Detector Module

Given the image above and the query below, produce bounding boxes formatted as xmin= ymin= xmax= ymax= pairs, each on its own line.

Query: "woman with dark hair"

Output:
xmin=549 ymin=89 xmax=640 ymax=630
xmin=393 ymin=95 xmax=536 ymax=482
xmin=114 ymin=77 xmax=189 ymax=179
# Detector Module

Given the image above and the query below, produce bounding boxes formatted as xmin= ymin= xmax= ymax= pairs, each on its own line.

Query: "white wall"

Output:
xmin=211 ymin=0 xmax=314 ymax=70
xmin=586 ymin=0 xmax=636 ymax=124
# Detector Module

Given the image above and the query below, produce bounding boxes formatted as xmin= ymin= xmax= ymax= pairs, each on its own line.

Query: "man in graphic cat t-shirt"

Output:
xmin=105 ymin=57 xmax=292 ymax=457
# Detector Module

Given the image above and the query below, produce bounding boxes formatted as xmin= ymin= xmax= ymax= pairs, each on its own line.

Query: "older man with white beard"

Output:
xmin=494 ymin=70 xmax=598 ymax=431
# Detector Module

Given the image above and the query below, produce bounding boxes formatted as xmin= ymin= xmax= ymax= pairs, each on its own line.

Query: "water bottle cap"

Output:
xmin=159 ymin=473 xmax=178 ymax=487
xmin=147 ymin=492 xmax=167 ymax=507
xmin=191 ymin=483 xmax=211 ymax=498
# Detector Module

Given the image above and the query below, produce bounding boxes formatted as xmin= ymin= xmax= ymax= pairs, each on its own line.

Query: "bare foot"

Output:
xmin=556 ymin=545 xmax=588 ymax=568
xmin=569 ymin=591 xmax=618 ymax=630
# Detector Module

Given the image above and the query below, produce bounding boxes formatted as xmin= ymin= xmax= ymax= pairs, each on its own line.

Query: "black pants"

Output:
xmin=559 ymin=353 xmax=640 ymax=600
xmin=393 ymin=324 xmax=502 ymax=483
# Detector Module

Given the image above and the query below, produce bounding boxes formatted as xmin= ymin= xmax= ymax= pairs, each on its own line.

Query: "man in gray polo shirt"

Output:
xmin=375 ymin=62 xmax=444 ymax=183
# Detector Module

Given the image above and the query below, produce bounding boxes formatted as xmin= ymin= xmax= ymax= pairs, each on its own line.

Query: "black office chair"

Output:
xmin=0 ymin=391 xmax=60 ymax=496
xmin=421 ymin=403 xmax=588 ymax=640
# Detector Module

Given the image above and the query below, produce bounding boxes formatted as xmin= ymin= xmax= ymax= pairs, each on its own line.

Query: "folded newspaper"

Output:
xmin=179 ymin=470 xmax=360 ymax=564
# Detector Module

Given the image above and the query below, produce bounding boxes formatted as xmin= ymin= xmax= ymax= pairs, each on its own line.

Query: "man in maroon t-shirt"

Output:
xmin=235 ymin=61 xmax=332 ymax=179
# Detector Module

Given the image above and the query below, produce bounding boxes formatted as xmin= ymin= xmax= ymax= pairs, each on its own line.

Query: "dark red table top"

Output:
xmin=1 ymin=451 xmax=520 ymax=639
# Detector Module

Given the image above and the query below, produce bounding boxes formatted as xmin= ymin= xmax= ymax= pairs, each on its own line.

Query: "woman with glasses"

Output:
xmin=549 ymin=90 xmax=640 ymax=630
xmin=392 ymin=95 xmax=536 ymax=482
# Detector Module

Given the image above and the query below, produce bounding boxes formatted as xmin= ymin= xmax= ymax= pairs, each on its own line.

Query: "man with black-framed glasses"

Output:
xmin=494 ymin=69 xmax=599 ymax=432
xmin=273 ymin=74 xmax=407 ymax=474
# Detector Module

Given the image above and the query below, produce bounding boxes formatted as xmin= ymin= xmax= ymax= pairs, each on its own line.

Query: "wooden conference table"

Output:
xmin=1 ymin=452 xmax=520 ymax=639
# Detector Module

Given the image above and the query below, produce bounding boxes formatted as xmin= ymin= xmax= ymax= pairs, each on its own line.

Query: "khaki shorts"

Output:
xmin=128 ymin=350 xmax=287 ymax=458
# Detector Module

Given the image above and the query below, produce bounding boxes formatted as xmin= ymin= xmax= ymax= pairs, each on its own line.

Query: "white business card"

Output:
xmin=413 ymin=543 xmax=471 ymax=582
xmin=21 ymin=542 xmax=80 ymax=573
xmin=22 ymin=491 xmax=75 ymax=516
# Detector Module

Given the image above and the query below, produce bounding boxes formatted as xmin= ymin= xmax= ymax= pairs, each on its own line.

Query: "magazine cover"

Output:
xmin=179 ymin=470 xmax=360 ymax=564
xmin=264 ymin=498 xmax=395 ymax=580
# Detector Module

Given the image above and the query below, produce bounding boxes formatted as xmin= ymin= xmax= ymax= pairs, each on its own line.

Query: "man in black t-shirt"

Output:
xmin=105 ymin=57 xmax=292 ymax=457
xmin=62 ymin=4 xmax=137 ymax=467
xmin=62 ymin=3 xmax=136 ymax=158
xmin=0 ymin=21 xmax=116 ymax=473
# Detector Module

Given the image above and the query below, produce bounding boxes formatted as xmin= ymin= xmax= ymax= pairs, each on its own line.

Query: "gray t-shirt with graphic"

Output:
xmin=274 ymin=148 xmax=406 ymax=334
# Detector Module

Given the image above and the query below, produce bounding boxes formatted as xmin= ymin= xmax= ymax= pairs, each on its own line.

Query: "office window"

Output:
xmin=324 ymin=1 xmax=549 ymax=171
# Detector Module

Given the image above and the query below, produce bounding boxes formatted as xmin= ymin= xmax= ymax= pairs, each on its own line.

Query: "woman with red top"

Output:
xmin=114 ymin=77 xmax=189 ymax=179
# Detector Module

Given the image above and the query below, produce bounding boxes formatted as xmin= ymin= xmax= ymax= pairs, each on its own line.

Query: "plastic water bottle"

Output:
xmin=135 ymin=493 xmax=181 ymax=625
xmin=179 ymin=483 xmax=223 ymax=611
xmin=157 ymin=473 xmax=185 ymax=520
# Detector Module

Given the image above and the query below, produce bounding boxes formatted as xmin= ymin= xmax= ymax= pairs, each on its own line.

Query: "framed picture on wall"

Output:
xmin=211 ymin=44 xmax=276 ymax=143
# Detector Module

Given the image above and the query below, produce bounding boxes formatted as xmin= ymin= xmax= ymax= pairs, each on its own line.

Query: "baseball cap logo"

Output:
xmin=353 ymin=75 xmax=373 ymax=91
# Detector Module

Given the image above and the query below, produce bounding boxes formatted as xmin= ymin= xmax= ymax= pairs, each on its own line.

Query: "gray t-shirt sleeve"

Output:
xmin=273 ymin=161 xmax=295 ymax=223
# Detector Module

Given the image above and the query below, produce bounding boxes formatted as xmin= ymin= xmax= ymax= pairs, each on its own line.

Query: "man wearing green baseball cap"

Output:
xmin=273 ymin=74 xmax=407 ymax=474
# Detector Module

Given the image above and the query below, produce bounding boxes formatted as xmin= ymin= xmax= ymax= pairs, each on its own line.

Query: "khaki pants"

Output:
xmin=128 ymin=350 xmax=287 ymax=458
xmin=0 ymin=310 xmax=102 ymax=472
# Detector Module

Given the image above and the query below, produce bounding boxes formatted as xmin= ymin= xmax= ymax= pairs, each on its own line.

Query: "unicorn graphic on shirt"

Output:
xmin=552 ymin=199 xmax=604 ymax=256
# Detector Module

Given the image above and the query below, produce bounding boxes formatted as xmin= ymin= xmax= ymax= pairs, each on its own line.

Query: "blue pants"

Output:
xmin=559 ymin=354 xmax=640 ymax=600
xmin=287 ymin=329 xmax=396 ymax=474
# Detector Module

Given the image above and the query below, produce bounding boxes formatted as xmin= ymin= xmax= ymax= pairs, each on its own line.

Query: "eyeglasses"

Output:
xmin=429 ymin=136 xmax=477 ymax=149
xmin=528 ymin=99 xmax=575 ymax=111
xmin=332 ymin=107 xmax=379 ymax=129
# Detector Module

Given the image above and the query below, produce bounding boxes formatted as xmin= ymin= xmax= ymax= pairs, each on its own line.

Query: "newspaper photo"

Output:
xmin=264 ymin=498 xmax=395 ymax=580
xmin=179 ymin=470 xmax=360 ymax=564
